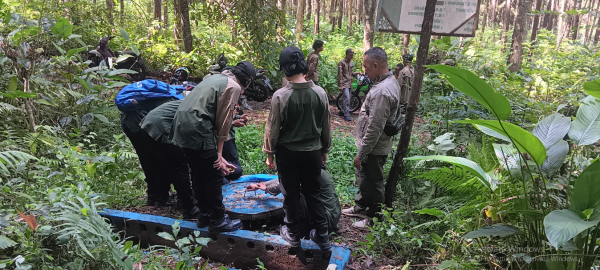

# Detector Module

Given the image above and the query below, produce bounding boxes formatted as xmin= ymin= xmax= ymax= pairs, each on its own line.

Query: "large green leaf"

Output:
xmin=493 ymin=143 xmax=524 ymax=171
xmin=532 ymin=113 xmax=571 ymax=148
xmin=428 ymin=65 xmax=512 ymax=120
xmin=568 ymin=96 xmax=600 ymax=146
xmin=454 ymin=120 xmax=547 ymax=166
xmin=404 ymin=155 xmax=497 ymax=191
xmin=570 ymin=161 xmax=600 ymax=218
xmin=542 ymin=140 xmax=569 ymax=178
xmin=583 ymin=79 xmax=600 ymax=99
xmin=462 ymin=224 xmax=524 ymax=239
xmin=544 ymin=209 xmax=600 ymax=249
xmin=50 ymin=18 xmax=72 ymax=39
xmin=0 ymin=235 xmax=17 ymax=249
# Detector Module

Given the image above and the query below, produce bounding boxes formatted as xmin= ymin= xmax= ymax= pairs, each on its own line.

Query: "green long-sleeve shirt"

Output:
xmin=171 ymin=70 xmax=241 ymax=150
xmin=120 ymin=97 xmax=178 ymax=133
xmin=140 ymin=100 xmax=182 ymax=143
xmin=263 ymin=81 xmax=332 ymax=154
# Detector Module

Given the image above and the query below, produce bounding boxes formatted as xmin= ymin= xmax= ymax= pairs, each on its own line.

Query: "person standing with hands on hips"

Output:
xmin=342 ymin=47 xmax=400 ymax=229
xmin=263 ymin=46 xmax=332 ymax=250
xmin=338 ymin=48 xmax=360 ymax=122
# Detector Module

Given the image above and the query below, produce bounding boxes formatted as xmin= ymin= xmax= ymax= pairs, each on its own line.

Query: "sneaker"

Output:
xmin=208 ymin=214 xmax=242 ymax=233
xmin=309 ymin=229 xmax=330 ymax=250
xmin=352 ymin=218 xmax=372 ymax=229
xmin=280 ymin=225 xmax=300 ymax=248
xmin=341 ymin=207 xmax=367 ymax=219
xmin=344 ymin=116 xmax=352 ymax=121
xmin=196 ymin=214 xmax=210 ymax=228
xmin=182 ymin=206 xmax=201 ymax=220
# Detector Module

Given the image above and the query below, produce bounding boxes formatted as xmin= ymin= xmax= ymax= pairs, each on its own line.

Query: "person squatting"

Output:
xmin=119 ymin=44 xmax=406 ymax=248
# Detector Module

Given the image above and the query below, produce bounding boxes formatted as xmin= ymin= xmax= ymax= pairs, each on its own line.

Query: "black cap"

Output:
xmin=279 ymin=46 xmax=305 ymax=68
xmin=234 ymin=61 xmax=257 ymax=80
xmin=346 ymin=48 xmax=355 ymax=55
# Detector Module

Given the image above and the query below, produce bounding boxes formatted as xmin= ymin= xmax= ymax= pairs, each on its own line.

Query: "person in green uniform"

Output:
xmin=263 ymin=46 xmax=332 ymax=250
xmin=120 ymin=96 xmax=179 ymax=207
xmin=245 ymin=164 xmax=341 ymax=235
xmin=138 ymin=100 xmax=200 ymax=219
xmin=305 ymin=40 xmax=323 ymax=85
xmin=171 ymin=61 xmax=257 ymax=233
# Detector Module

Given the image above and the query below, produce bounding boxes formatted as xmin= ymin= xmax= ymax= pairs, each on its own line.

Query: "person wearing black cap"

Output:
xmin=338 ymin=48 xmax=360 ymax=121
xmin=171 ymin=61 xmax=257 ymax=233
xmin=263 ymin=46 xmax=332 ymax=250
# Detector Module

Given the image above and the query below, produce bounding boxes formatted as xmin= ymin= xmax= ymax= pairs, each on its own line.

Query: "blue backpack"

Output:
xmin=115 ymin=79 xmax=186 ymax=112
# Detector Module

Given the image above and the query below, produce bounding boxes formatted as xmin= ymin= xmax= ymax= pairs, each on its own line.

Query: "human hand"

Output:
xmin=322 ymin=153 xmax=328 ymax=164
xmin=265 ymin=154 xmax=276 ymax=170
xmin=233 ymin=119 xmax=246 ymax=127
xmin=246 ymin=182 xmax=267 ymax=191
xmin=353 ymin=155 xmax=362 ymax=170
xmin=213 ymin=155 xmax=234 ymax=175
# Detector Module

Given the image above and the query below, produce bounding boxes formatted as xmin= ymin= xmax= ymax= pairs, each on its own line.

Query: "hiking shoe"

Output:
xmin=352 ymin=218 xmax=372 ymax=229
xmin=182 ymin=206 xmax=201 ymax=220
xmin=280 ymin=225 xmax=300 ymax=248
xmin=342 ymin=207 xmax=367 ymax=219
xmin=208 ymin=214 xmax=242 ymax=233
xmin=344 ymin=116 xmax=352 ymax=121
xmin=196 ymin=214 xmax=210 ymax=228
xmin=309 ymin=229 xmax=330 ymax=250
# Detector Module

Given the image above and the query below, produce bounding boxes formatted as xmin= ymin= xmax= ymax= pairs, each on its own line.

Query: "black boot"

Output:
xmin=280 ymin=225 xmax=300 ymax=248
xmin=182 ymin=206 xmax=201 ymax=220
xmin=146 ymin=195 xmax=156 ymax=206
xmin=310 ymin=229 xmax=330 ymax=250
xmin=196 ymin=214 xmax=210 ymax=228
xmin=208 ymin=214 xmax=242 ymax=233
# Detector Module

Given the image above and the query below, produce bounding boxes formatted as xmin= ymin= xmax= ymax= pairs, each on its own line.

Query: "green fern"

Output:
xmin=0 ymin=150 xmax=36 ymax=175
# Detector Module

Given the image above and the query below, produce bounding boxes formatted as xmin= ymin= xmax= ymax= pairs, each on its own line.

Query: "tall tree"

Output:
xmin=556 ymin=0 xmax=567 ymax=47
xmin=363 ymin=0 xmax=376 ymax=51
xmin=106 ymin=0 xmax=114 ymax=25
xmin=502 ymin=0 xmax=512 ymax=46
xmin=530 ymin=0 xmax=544 ymax=43
xmin=154 ymin=0 xmax=162 ymax=23
xmin=586 ymin=0 xmax=599 ymax=43
xmin=329 ymin=0 xmax=336 ymax=29
xmin=307 ymin=0 xmax=312 ymax=21
xmin=357 ymin=0 xmax=363 ymax=24
xmin=313 ymin=0 xmax=320 ymax=34
xmin=542 ymin=0 xmax=554 ymax=30
xmin=348 ymin=0 xmax=353 ymax=32
xmin=508 ymin=0 xmax=534 ymax=72
xmin=490 ymin=0 xmax=498 ymax=24
xmin=120 ymin=0 xmax=124 ymax=23
xmin=571 ymin=0 xmax=582 ymax=40
xmin=164 ymin=0 xmax=168 ymax=28
xmin=296 ymin=0 xmax=305 ymax=39
xmin=336 ymin=0 xmax=343 ymax=30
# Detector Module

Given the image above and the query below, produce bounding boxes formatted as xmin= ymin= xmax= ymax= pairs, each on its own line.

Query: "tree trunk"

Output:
xmin=357 ymin=0 xmax=363 ymax=25
xmin=179 ymin=0 xmax=192 ymax=52
xmin=314 ymin=0 xmax=320 ymax=34
xmin=490 ymin=0 xmax=498 ymax=24
xmin=402 ymin=34 xmax=410 ymax=54
xmin=385 ymin=0 xmax=436 ymax=208
xmin=530 ymin=0 xmax=543 ymax=43
xmin=571 ymin=0 xmax=582 ymax=40
xmin=154 ymin=0 xmax=162 ymax=22
xmin=542 ymin=0 xmax=554 ymax=30
xmin=363 ymin=0 xmax=376 ymax=51
xmin=348 ymin=0 xmax=353 ymax=32
xmin=586 ymin=0 xmax=599 ymax=43
xmin=502 ymin=0 xmax=512 ymax=47
xmin=329 ymin=0 xmax=337 ymax=30
xmin=584 ymin=0 xmax=596 ymax=43
xmin=336 ymin=0 xmax=343 ymax=30
xmin=106 ymin=0 xmax=114 ymax=25
xmin=173 ymin=0 xmax=180 ymax=42
xmin=164 ymin=0 xmax=168 ymax=28
xmin=307 ymin=0 xmax=312 ymax=21
xmin=296 ymin=0 xmax=305 ymax=39
xmin=481 ymin=0 xmax=488 ymax=32
xmin=508 ymin=0 xmax=534 ymax=72
xmin=556 ymin=0 xmax=567 ymax=47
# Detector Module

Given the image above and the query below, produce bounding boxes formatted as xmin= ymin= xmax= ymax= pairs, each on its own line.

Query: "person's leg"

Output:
xmin=348 ymin=165 xmax=368 ymax=217
xmin=297 ymin=150 xmax=330 ymax=249
xmin=121 ymin=123 xmax=160 ymax=205
xmin=157 ymin=143 xmax=199 ymax=218
xmin=276 ymin=146 xmax=302 ymax=246
xmin=222 ymin=139 xmax=243 ymax=181
xmin=343 ymin=88 xmax=352 ymax=120
xmin=363 ymin=155 xmax=387 ymax=218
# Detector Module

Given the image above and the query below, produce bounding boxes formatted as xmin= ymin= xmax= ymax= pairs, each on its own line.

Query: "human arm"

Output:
xmin=246 ymin=180 xmax=281 ymax=196
xmin=337 ymin=62 xmax=343 ymax=89
xmin=263 ymin=95 xmax=282 ymax=169
xmin=356 ymin=93 xmax=393 ymax=160
xmin=215 ymin=82 xmax=241 ymax=146
xmin=307 ymin=54 xmax=318 ymax=79
xmin=319 ymin=92 xmax=332 ymax=161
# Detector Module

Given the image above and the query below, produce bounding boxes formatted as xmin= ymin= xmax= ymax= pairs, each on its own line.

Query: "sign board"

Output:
xmin=375 ymin=0 xmax=481 ymax=37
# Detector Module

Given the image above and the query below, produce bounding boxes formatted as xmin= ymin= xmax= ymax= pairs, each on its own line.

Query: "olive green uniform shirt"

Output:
xmin=306 ymin=51 xmax=320 ymax=82
xmin=397 ymin=66 xmax=414 ymax=104
xmin=263 ymin=81 xmax=332 ymax=154
xmin=171 ymin=70 xmax=241 ymax=150
xmin=120 ymin=97 xmax=177 ymax=133
xmin=355 ymin=72 xmax=400 ymax=160
xmin=337 ymin=58 xmax=359 ymax=89
xmin=264 ymin=169 xmax=341 ymax=231
xmin=140 ymin=100 xmax=182 ymax=143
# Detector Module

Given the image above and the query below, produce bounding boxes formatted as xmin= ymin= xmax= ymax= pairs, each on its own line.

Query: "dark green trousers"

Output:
xmin=354 ymin=155 xmax=388 ymax=218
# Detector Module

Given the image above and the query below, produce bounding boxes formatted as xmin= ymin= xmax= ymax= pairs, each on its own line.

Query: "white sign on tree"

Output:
xmin=375 ymin=0 xmax=480 ymax=37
